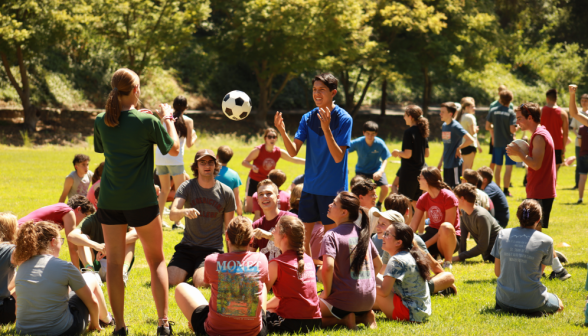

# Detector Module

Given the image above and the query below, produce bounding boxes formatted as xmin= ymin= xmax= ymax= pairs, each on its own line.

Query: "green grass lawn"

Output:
xmin=1 ymin=131 xmax=587 ymax=335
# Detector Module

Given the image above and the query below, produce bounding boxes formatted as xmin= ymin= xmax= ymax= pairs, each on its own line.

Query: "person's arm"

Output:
xmin=454 ymin=215 xmax=492 ymax=262
xmin=319 ymin=256 xmax=335 ymax=298
xmin=494 ymin=258 xmax=501 ymax=277
xmin=241 ymin=148 xmax=261 ymax=173
xmin=233 ymin=187 xmax=243 ymax=216
xmin=372 ymin=255 xmax=383 ymax=273
xmin=426 ymin=252 xmax=443 ymax=274
xmin=454 ymin=216 xmax=469 ymax=262
xmin=393 ymin=149 xmax=412 ymax=159
xmin=409 ymin=208 xmax=425 ymax=233
xmin=437 ymin=155 xmax=443 ymax=169
xmin=62 ymin=211 xmax=80 ymax=269
xmin=157 ymin=104 xmax=180 ymax=156
xmin=444 ymin=207 xmax=457 ymax=226
xmin=169 ymin=198 xmax=200 ymax=222
xmin=568 ymin=85 xmax=588 ymax=126
xmin=125 ymin=227 xmax=139 ymax=244
xmin=279 ymin=149 xmax=305 ymax=164
xmin=373 ymin=157 xmax=389 ymax=182
xmin=68 ymin=229 xmax=106 ymax=254
xmin=376 ymin=275 xmax=395 ymax=298
xmin=274 ymin=112 xmax=304 ymax=157
xmin=485 ymin=121 xmax=492 ymax=132
xmin=507 ymin=134 xmax=545 ymax=170
xmin=58 ymin=177 xmax=74 ymax=203
xmin=457 ymin=133 xmax=475 ymax=155
xmin=561 ymin=110 xmax=569 ymax=155
xmin=317 ymin=107 xmax=348 ymax=163
xmin=74 ymin=285 xmax=101 ymax=331
xmin=223 ymin=212 xmax=234 ymax=232
xmin=425 ymin=148 xmax=430 ymax=158
xmin=185 ymin=118 xmax=197 ymax=148
xmin=267 ymin=260 xmax=279 ymax=289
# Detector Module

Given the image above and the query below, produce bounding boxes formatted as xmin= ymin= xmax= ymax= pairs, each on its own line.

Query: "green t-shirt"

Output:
xmin=77 ymin=213 xmax=104 ymax=244
xmin=94 ymin=109 xmax=174 ymax=210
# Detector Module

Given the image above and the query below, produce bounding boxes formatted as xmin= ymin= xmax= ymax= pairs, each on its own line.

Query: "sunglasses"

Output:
xmin=266 ymin=135 xmax=277 ymax=139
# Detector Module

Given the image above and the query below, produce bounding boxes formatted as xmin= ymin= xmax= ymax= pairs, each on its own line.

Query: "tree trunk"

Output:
xmin=380 ymin=78 xmax=387 ymax=116
xmin=422 ymin=67 xmax=431 ymax=116
xmin=350 ymin=74 xmax=375 ymax=117
xmin=256 ymin=78 xmax=270 ymax=128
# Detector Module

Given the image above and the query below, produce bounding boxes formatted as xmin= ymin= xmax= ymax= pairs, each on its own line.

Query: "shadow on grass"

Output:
xmin=144 ymin=281 xmax=151 ymax=288
xmin=479 ymin=306 xmax=551 ymax=318
xmin=564 ymin=261 xmax=587 ymax=269
xmin=463 ymin=279 xmax=497 ymax=285
xmin=561 ymin=202 xmax=583 ymax=205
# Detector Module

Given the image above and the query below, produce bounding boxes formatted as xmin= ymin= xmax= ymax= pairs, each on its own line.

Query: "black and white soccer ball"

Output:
xmin=222 ymin=90 xmax=252 ymax=121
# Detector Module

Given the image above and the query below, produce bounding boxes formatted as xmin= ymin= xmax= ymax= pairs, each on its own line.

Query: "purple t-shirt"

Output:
xmin=319 ymin=222 xmax=378 ymax=312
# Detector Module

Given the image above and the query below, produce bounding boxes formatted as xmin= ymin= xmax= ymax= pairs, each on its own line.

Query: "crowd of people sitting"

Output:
xmin=0 ymin=69 xmax=579 ymax=335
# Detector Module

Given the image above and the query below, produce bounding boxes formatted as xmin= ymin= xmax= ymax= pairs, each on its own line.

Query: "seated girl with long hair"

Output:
xmin=0 ymin=213 xmax=17 ymax=325
xmin=373 ymin=221 xmax=432 ymax=322
xmin=175 ymin=216 xmax=270 ymax=336
xmin=14 ymin=221 xmax=113 ymax=335
xmin=266 ymin=215 xmax=321 ymax=334
xmin=319 ymin=191 xmax=383 ymax=330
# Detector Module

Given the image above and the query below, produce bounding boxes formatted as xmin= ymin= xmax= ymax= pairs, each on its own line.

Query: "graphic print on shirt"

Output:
xmin=348 ymin=236 xmax=371 ymax=280
xmin=260 ymin=228 xmax=282 ymax=261
xmin=428 ymin=205 xmax=443 ymax=223
xmin=190 ymin=197 xmax=223 ymax=218
xmin=216 ymin=260 xmax=260 ymax=317
xmin=262 ymin=158 xmax=276 ymax=171
xmin=442 ymin=131 xmax=451 ymax=144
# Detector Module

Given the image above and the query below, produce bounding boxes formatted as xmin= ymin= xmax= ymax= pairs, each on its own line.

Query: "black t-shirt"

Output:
xmin=400 ymin=126 xmax=429 ymax=174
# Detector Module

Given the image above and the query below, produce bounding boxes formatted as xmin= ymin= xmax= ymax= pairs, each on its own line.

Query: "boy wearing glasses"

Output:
xmin=167 ymin=149 xmax=236 ymax=287
xmin=485 ymin=89 xmax=517 ymax=196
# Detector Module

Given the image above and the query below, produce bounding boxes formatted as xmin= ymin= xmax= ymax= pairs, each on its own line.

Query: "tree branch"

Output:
xmin=351 ymin=73 xmax=375 ymax=117
xmin=351 ymin=67 xmax=363 ymax=97
xmin=268 ymin=73 xmax=293 ymax=109
xmin=138 ymin=0 xmax=171 ymax=74
xmin=0 ymin=51 xmax=24 ymax=100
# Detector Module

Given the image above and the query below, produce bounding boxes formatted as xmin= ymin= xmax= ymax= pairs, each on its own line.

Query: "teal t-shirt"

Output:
xmin=215 ymin=165 xmax=242 ymax=190
xmin=94 ymin=109 xmax=174 ymax=210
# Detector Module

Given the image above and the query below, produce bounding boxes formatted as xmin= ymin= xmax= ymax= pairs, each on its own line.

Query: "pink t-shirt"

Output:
xmin=17 ymin=203 xmax=73 ymax=229
xmin=204 ymin=251 xmax=269 ymax=336
xmin=270 ymin=250 xmax=321 ymax=320
xmin=416 ymin=188 xmax=461 ymax=236
xmin=252 ymin=190 xmax=291 ymax=216
xmin=319 ymin=223 xmax=378 ymax=312
xmin=88 ymin=180 xmax=101 ymax=209
xmin=250 ymin=211 xmax=297 ymax=261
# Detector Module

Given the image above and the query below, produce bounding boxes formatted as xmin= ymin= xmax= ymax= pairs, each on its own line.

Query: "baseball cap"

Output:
xmin=373 ymin=210 xmax=405 ymax=224
xmin=195 ymin=149 xmax=216 ymax=161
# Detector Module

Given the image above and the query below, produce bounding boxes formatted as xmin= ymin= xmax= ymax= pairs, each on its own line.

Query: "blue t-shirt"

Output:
xmin=295 ymin=105 xmax=352 ymax=196
xmin=441 ymin=120 xmax=467 ymax=168
xmin=349 ymin=136 xmax=391 ymax=174
xmin=483 ymin=181 xmax=509 ymax=228
xmin=486 ymin=104 xmax=516 ymax=148
xmin=215 ymin=166 xmax=242 ymax=190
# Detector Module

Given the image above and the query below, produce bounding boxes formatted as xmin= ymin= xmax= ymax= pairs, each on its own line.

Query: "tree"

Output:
xmin=92 ymin=0 xmax=210 ymax=76
xmin=0 ymin=0 xmax=92 ymax=131
xmin=205 ymin=0 xmax=366 ymax=127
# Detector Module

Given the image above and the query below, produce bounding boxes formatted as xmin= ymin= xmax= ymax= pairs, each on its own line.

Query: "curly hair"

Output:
xmin=67 ymin=195 xmax=95 ymax=215
xmin=277 ymin=215 xmax=306 ymax=277
xmin=227 ymin=216 xmax=253 ymax=247
xmin=190 ymin=157 xmax=221 ymax=179
xmin=0 ymin=213 xmax=17 ymax=244
xmin=13 ymin=221 xmax=61 ymax=265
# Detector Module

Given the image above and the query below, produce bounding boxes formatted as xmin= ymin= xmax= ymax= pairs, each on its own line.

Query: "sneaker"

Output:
xmin=112 ymin=327 xmax=128 ymax=335
xmin=157 ymin=321 xmax=175 ymax=336
xmin=504 ymin=190 xmax=513 ymax=197
xmin=549 ymin=268 xmax=572 ymax=281
xmin=442 ymin=261 xmax=453 ymax=270
xmin=162 ymin=222 xmax=170 ymax=228
xmin=555 ymin=250 xmax=568 ymax=263
xmin=163 ymin=207 xmax=171 ymax=215
xmin=122 ymin=272 xmax=129 ymax=287
xmin=577 ymin=199 xmax=583 ymax=204
xmin=172 ymin=223 xmax=185 ymax=230
xmin=437 ymin=287 xmax=456 ymax=296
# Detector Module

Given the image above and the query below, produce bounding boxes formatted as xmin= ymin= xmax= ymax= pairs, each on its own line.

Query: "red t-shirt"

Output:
xmin=416 ymin=189 xmax=461 ymax=236
xmin=250 ymin=211 xmax=297 ymax=261
xmin=527 ymin=126 xmax=556 ymax=199
xmin=252 ymin=190 xmax=291 ymax=216
xmin=248 ymin=144 xmax=281 ymax=182
xmin=17 ymin=203 xmax=73 ymax=229
xmin=270 ymin=250 xmax=321 ymax=320
xmin=540 ymin=106 xmax=564 ymax=150
xmin=204 ymin=251 xmax=269 ymax=336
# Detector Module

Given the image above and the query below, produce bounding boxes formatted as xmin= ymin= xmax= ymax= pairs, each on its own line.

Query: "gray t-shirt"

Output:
xmin=176 ymin=179 xmax=236 ymax=249
xmin=66 ymin=170 xmax=93 ymax=199
xmin=382 ymin=234 xmax=427 ymax=265
xmin=384 ymin=250 xmax=431 ymax=322
xmin=486 ymin=104 xmax=516 ymax=148
xmin=16 ymin=255 xmax=87 ymax=335
xmin=0 ymin=244 xmax=15 ymax=301
xmin=459 ymin=206 xmax=502 ymax=261
xmin=490 ymin=227 xmax=554 ymax=309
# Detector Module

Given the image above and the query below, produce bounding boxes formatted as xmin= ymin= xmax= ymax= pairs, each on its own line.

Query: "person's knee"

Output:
xmin=167 ymin=267 xmax=186 ymax=286
xmin=439 ymin=223 xmax=456 ymax=235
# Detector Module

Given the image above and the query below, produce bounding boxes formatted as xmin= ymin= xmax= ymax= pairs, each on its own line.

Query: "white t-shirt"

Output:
xmin=155 ymin=115 xmax=192 ymax=166
xmin=460 ymin=113 xmax=477 ymax=148
xmin=570 ymin=109 xmax=587 ymax=147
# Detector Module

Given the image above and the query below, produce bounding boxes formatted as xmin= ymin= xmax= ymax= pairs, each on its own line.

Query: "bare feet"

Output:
xmin=356 ymin=310 xmax=378 ymax=329
xmin=341 ymin=312 xmax=358 ymax=330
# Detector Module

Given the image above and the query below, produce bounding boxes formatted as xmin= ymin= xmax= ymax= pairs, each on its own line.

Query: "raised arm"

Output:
xmin=280 ymin=149 xmax=305 ymax=164
xmin=568 ymin=85 xmax=588 ymax=126
xmin=158 ymin=104 xmax=180 ymax=156
xmin=275 ymin=112 xmax=303 ymax=157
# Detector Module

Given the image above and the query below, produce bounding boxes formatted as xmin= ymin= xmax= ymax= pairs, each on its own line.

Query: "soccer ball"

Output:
xmin=222 ymin=90 xmax=252 ymax=121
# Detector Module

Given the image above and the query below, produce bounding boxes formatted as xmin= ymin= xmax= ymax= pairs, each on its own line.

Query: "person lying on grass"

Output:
xmin=0 ymin=213 xmax=18 ymax=325
xmin=14 ymin=221 xmax=114 ymax=335
xmin=318 ymin=191 xmax=382 ymax=330
xmin=491 ymin=199 xmax=564 ymax=316
xmin=373 ymin=221 xmax=432 ymax=323
xmin=174 ymin=216 xmax=270 ymax=336
xmin=265 ymin=215 xmax=321 ymax=334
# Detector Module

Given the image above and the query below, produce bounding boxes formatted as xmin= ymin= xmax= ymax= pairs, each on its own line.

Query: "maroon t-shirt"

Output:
xmin=18 ymin=203 xmax=73 ymax=229
xmin=250 ymin=211 xmax=297 ymax=261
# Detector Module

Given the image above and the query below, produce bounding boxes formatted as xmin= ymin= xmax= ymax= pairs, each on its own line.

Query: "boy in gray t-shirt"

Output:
xmin=168 ymin=149 xmax=236 ymax=287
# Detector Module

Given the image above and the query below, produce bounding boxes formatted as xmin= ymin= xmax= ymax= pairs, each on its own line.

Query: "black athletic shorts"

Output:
xmin=266 ymin=311 xmax=321 ymax=334
xmin=461 ymin=146 xmax=476 ymax=156
xmin=443 ymin=165 xmax=462 ymax=189
xmin=330 ymin=307 xmax=369 ymax=320
xmin=419 ymin=226 xmax=461 ymax=260
xmin=247 ymin=177 xmax=261 ymax=197
xmin=168 ymin=243 xmax=223 ymax=279
xmin=554 ymin=149 xmax=563 ymax=165
xmin=529 ymin=198 xmax=555 ymax=229
xmin=58 ymin=292 xmax=89 ymax=336
xmin=0 ymin=296 xmax=16 ymax=325
xmin=356 ymin=172 xmax=389 ymax=187
xmin=97 ymin=205 xmax=159 ymax=227
xmin=398 ymin=169 xmax=423 ymax=201
xmin=191 ymin=305 xmax=268 ymax=336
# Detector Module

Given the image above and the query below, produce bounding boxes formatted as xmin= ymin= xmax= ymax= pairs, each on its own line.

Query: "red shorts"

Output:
xmin=391 ymin=294 xmax=410 ymax=321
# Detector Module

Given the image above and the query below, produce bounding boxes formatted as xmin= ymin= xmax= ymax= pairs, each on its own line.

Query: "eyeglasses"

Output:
xmin=383 ymin=231 xmax=393 ymax=239
xmin=266 ymin=135 xmax=277 ymax=139
xmin=198 ymin=160 xmax=216 ymax=166
xmin=55 ymin=237 xmax=65 ymax=244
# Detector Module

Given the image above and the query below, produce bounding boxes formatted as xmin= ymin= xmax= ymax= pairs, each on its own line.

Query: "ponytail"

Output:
xmin=409 ymin=245 xmax=431 ymax=281
xmin=173 ymin=96 xmax=188 ymax=138
xmin=277 ymin=215 xmax=306 ymax=277
xmin=405 ymin=105 xmax=429 ymax=138
xmin=351 ymin=208 xmax=371 ymax=276
xmin=421 ymin=166 xmax=452 ymax=191
xmin=104 ymin=68 xmax=140 ymax=127
xmin=456 ymin=97 xmax=475 ymax=124
xmin=13 ymin=221 xmax=60 ymax=265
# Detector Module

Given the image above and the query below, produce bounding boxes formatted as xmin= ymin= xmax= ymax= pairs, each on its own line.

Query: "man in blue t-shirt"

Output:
xmin=437 ymin=102 xmax=475 ymax=188
xmin=485 ymin=89 xmax=517 ymax=196
xmin=274 ymin=72 xmax=352 ymax=256
xmin=215 ymin=145 xmax=243 ymax=216
xmin=349 ymin=121 xmax=391 ymax=210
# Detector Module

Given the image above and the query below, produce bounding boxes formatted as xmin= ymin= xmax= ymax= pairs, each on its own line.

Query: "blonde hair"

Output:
xmin=455 ymin=97 xmax=475 ymax=122
xmin=257 ymin=179 xmax=279 ymax=196
xmin=226 ymin=216 xmax=253 ymax=247
xmin=105 ymin=68 xmax=140 ymax=127
xmin=13 ymin=221 xmax=60 ymax=265
xmin=277 ymin=216 xmax=306 ymax=277
xmin=0 ymin=213 xmax=17 ymax=244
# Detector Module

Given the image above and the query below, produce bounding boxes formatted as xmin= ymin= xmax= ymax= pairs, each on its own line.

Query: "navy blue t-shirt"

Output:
xmin=442 ymin=120 xmax=467 ymax=168
xmin=349 ymin=136 xmax=391 ymax=174
xmin=295 ymin=105 xmax=352 ymax=196
xmin=484 ymin=181 xmax=509 ymax=228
